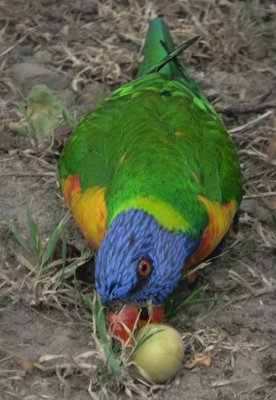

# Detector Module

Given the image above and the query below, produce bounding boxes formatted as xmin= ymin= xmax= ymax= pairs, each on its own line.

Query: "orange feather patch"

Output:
xmin=186 ymin=196 xmax=237 ymax=268
xmin=175 ymin=130 xmax=186 ymax=137
xmin=61 ymin=175 xmax=107 ymax=249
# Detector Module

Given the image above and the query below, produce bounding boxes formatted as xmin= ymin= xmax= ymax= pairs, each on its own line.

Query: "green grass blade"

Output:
xmin=16 ymin=253 xmax=35 ymax=271
xmin=59 ymin=254 xmax=90 ymax=280
xmin=165 ymin=286 xmax=213 ymax=320
xmin=41 ymin=212 xmax=70 ymax=266
xmin=182 ymin=261 xmax=210 ymax=280
xmin=27 ymin=210 xmax=42 ymax=264
xmin=84 ymin=294 xmax=122 ymax=377
xmin=61 ymin=234 xmax=67 ymax=270
xmin=4 ymin=216 xmax=32 ymax=254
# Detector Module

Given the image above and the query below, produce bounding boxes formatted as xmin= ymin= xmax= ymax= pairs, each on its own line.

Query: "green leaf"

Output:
xmin=9 ymin=84 xmax=75 ymax=145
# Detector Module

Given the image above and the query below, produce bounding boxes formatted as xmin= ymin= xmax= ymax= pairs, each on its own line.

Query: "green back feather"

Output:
xmin=58 ymin=19 xmax=242 ymax=237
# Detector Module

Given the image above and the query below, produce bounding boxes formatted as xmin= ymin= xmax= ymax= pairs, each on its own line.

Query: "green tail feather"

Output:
xmin=137 ymin=18 xmax=177 ymax=79
xmin=137 ymin=18 xmax=216 ymax=117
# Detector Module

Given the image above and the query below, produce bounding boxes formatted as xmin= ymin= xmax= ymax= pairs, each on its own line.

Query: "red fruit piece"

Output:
xmin=108 ymin=305 xmax=165 ymax=343
xmin=108 ymin=306 xmax=140 ymax=342
xmin=139 ymin=305 xmax=165 ymax=326
xmin=151 ymin=306 xmax=164 ymax=323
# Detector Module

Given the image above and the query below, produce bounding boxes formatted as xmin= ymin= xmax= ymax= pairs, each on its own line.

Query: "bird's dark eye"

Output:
xmin=137 ymin=258 xmax=152 ymax=277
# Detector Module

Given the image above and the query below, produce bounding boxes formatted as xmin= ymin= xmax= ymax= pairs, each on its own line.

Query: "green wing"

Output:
xmin=58 ymin=18 xmax=242 ymax=238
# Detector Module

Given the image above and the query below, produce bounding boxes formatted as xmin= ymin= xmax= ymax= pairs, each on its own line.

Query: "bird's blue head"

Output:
xmin=95 ymin=209 xmax=199 ymax=305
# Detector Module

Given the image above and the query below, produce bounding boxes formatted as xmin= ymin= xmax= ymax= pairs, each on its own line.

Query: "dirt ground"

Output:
xmin=0 ymin=1 xmax=276 ymax=399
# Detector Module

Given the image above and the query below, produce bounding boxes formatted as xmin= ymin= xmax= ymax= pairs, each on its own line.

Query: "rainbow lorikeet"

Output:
xmin=58 ymin=19 xmax=242 ymax=307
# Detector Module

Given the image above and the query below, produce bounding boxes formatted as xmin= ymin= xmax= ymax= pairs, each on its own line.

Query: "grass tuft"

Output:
xmin=83 ymin=293 xmax=122 ymax=378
